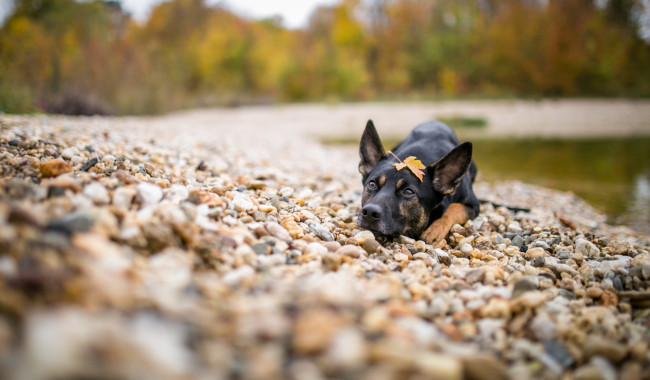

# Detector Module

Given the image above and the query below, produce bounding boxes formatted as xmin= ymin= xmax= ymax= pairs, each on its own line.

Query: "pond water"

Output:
xmin=471 ymin=137 xmax=650 ymax=235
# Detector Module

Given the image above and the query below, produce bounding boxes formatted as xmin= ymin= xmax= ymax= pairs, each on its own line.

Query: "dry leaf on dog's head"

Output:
xmin=392 ymin=156 xmax=426 ymax=182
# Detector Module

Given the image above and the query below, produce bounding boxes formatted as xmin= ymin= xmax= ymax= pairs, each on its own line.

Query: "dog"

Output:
xmin=357 ymin=119 xmax=480 ymax=245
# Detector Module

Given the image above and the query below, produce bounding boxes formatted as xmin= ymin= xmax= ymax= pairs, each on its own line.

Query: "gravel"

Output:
xmin=0 ymin=113 xmax=649 ymax=380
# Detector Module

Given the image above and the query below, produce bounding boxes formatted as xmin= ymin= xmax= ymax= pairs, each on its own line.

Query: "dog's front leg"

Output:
xmin=421 ymin=203 xmax=469 ymax=245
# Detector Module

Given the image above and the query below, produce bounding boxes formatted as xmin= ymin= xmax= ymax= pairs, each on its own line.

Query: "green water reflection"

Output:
xmin=471 ymin=138 xmax=650 ymax=235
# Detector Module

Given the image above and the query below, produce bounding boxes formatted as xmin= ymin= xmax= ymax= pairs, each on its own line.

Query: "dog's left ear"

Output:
xmin=429 ymin=142 xmax=473 ymax=195
xmin=359 ymin=120 xmax=386 ymax=177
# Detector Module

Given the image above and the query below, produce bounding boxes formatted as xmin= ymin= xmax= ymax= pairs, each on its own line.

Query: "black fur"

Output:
xmin=358 ymin=120 xmax=480 ymax=239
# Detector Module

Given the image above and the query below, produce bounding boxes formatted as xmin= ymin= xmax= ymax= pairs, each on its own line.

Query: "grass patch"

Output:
xmin=438 ymin=116 xmax=488 ymax=128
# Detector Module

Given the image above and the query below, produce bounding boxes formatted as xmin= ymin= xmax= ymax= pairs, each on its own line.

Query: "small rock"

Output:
xmin=292 ymin=309 xmax=344 ymax=355
xmin=474 ymin=236 xmax=492 ymax=251
xmin=61 ymin=147 xmax=77 ymax=159
xmin=525 ymin=247 xmax=546 ymax=260
xmin=585 ymin=287 xmax=603 ymax=298
xmin=399 ymin=235 xmax=415 ymax=245
xmin=47 ymin=211 xmax=94 ymax=235
xmin=83 ymin=182 xmax=110 ymax=205
xmin=599 ymin=290 xmax=618 ymax=307
xmin=543 ymin=341 xmax=575 ymax=371
xmin=265 ymin=222 xmax=292 ymax=243
xmin=278 ymin=187 xmax=294 ymax=198
xmin=354 ymin=230 xmax=375 ymax=244
xmin=576 ymin=238 xmax=600 ymax=258
xmin=309 ymin=222 xmax=334 ymax=242
xmin=322 ymin=252 xmax=343 ymax=271
xmin=113 ymin=186 xmax=136 ymax=209
xmin=573 ymin=365 xmax=604 ymax=380
xmin=164 ymin=185 xmax=189 ymax=203
xmin=394 ymin=252 xmax=409 ymax=262
xmin=281 ymin=219 xmax=304 ymax=239
xmin=362 ymin=239 xmax=381 ymax=254
xmin=258 ymin=204 xmax=276 ymax=213
xmin=507 ymin=222 xmax=522 ymax=233
xmin=80 ymin=157 xmax=99 ymax=172
xmin=136 ymin=183 xmax=163 ymax=206
xmin=466 ymin=268 xmax=485 ymax=283
xmin=511 ymin=235 xmax=524 ymax=249
xmin=251 ymin=243 xmax=271 ymax=255
xmin=462 ymin=355 xmax=506 ymax=380
xmin=530 ymin=312 xmax=557 ymax=341
xmin=233 ymin=197 xmax=255 ymax=213
xmin=305 ymin=242 xmax=328 ymax=257
xmin=609 ymin=240 xmax=630 ymax=255
xmin=325 ymin=327 xmax=367 ymax=370
xmin=39 ymin=159 xmax=72 ymax=178
xmin=460 ymin=244 xmax=473 ymax=255
xmin=556 ymin=264 xmax=578 ymax=276
xmin=512 ymin=290 xmax=547 ymax=310
xmin=336 ymin=245 xmax=364 ymax=258
xmin=512 ymin=277 xmax=539 ymax=298
xmin=193 ymin=191 xmax=223 ymax=207
xmin=480 ymin=298 xmax=511 ymax=319
xmin=583 ymin=335 xmax=627 ymax=363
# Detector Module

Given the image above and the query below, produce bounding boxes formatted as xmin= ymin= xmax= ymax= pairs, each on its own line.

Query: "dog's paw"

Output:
xmin=421 ymin=220 xmax=450 ymax=245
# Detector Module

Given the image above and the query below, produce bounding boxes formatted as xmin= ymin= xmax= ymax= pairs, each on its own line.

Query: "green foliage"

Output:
xmin=0 ymin=0 xmax=649 ymax=115
xmin=438 ymin=116 xmax=487 ymax=128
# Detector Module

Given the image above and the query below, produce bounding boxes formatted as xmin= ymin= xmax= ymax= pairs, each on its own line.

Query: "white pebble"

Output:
xmin=136 ymin=183 xmax=163 ymax=206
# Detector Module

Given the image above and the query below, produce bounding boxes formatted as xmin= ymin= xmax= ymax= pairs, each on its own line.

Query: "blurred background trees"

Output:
xmin=1 ymin=0 xmax=649 ymax=115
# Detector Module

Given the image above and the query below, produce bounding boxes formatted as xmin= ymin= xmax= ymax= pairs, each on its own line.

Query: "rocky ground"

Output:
xmin=0 ymin=113 xmax=649 ymax=380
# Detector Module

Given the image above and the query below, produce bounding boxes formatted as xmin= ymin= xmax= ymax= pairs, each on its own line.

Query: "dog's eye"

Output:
xmin=367 ymin=181 xmax=377 ymax=190
xmin=403 ymin=188 xmax=415 ymax=197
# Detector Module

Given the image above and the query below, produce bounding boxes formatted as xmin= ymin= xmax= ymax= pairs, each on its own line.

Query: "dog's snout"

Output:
xmin=361 ymin=204 xmax=382 ymax=221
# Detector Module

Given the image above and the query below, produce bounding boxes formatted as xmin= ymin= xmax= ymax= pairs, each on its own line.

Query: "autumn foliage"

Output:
xmin=1 ymin=0 xmax=649 ymax=115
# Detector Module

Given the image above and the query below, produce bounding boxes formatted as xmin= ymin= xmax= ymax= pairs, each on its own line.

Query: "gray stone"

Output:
xmin=309 ymin=222 xmax=334 ymax=242
xmin=511 ymin=235 xmax=524 ymax=249
xmin=575 ymin=238 xmax=600 ymax=258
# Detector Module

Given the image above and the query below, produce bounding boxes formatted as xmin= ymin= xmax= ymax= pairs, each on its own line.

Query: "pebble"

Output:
xmin=525 ymin=247 xmax=546 ymax=260
xmin=576 ymin=238 xmax=601 ymax=258
xmin=39 ymin=159 xmax=72 ymax=178
xmin=136 ymin=183 xmax=163 ymax=206
xmin=354 ymin=230 xmax=375 ymax=243
xmin=47 ymin=211 xmax=94 ymax=234
xmin=113 ymin=186 xmax=136 ymax=209
xmin=281 ymin=219 xmax=304 ymax=239
xmin=265 ymin=222 xmax=292 ymax=243
xmin=80 ymin=157 xmax=99 ymax=172
xmin=83 ymin=182 xmax=110 ymax=205
xmin=585 ymin=286 xmax=604 ymax=298
xmin=308 ymin=222 xmax=334 ymax=242
xmin=362 ymin=239 xmax=380 ymax=254
xmin=336 ymin=245 xmax=364 ymax=258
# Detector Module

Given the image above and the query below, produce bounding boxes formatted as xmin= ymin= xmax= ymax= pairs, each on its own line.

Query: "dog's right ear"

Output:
xmin=359 ymin=120 xmax=386 ymax=178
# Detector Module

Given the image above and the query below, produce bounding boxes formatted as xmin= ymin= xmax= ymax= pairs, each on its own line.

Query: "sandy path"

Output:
xmin=153 ymin=99 xmax=650 ymax=141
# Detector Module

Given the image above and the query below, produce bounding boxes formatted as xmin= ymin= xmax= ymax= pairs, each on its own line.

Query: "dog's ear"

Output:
xmin=359 ymin=120 xmax=386 ymax=177
xmin=429 ymin=142 xmax=472 ymax=195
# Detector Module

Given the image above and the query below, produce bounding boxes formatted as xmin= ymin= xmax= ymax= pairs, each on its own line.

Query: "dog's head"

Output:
xmin=357 ymin=120 xmax=472 ymax=238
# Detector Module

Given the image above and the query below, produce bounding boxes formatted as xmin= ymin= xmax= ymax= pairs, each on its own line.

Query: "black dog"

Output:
xmin=358 ymin=120 xmax=480 ymax=245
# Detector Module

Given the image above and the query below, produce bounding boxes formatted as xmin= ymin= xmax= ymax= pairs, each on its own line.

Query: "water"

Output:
xmin=471 ymin=138 xmax=650 ymax=235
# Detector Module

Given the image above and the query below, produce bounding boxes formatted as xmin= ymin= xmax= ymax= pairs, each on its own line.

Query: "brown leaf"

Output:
xmin=393 ymin=156 xmax=426 ymax=182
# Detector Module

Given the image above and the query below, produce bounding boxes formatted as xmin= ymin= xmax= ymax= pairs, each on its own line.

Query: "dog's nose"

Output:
xmin=361 ymin=204 xmax=382 ymax=221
